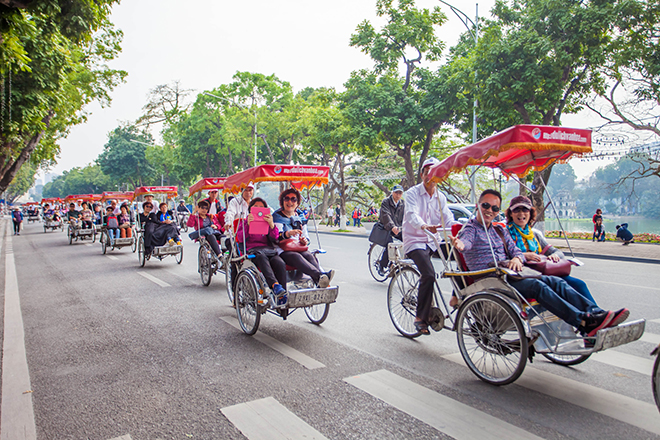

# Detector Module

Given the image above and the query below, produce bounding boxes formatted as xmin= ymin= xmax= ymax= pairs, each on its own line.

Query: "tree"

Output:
xmin=97 ymin=126 xmax=155 ymax=188
xmin=5 ymin=160 xmax=36 ymax=202
xmin=42 ymin=163 xmax=113 ymax=197
xmin=0 ymin=1 xmax=126 ymax=193
xmin=450 ymin=0 xmax=620 ymax=224
xmin=546 ymin=163 xmax=576 ymax=196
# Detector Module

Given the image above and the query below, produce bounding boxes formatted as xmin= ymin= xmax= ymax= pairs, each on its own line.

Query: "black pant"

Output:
xmin=205 ymin=233 xmax=222 ymax=256
xmin=407 ymin=247 xmax=439 ymax=323
xmin=281 ymin=251 xmax=322 ymax=283
xmin=13 ymin=220 xmax=20 ymax=234
xmin=252 ymin=253 xmax=287 ymax=288
xmin=82 ymin=220 xmax=93 ymax=229
xmin=379 ymin=231 xmax=402 ymax=269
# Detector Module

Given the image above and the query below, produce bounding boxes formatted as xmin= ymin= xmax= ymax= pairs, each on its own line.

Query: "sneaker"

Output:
xmin=176 ymin=241 xmax=182 ymax=246
xmin=326 ymin=269 xmax=335 ymax=283
xmin=272 ymin=283 xmax=287 ymax=306
xmin=168 ymin=238 xmax=175 ymax=246
xmin=581 ymin=310 xmax=614 ymax=337
xmin=608 ymin=308 xmax=630 ymax=328
xmin=318 ymin=274 xmax=330 ymax=288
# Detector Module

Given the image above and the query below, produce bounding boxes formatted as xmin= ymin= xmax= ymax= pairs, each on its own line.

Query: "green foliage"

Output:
xmin=6 ymin=161 xmax=37 ymax=202
xmin=547 ymin=163 xmax=577 ymax=195
xmin=42 ymin=163 xmax=113 ymax=198
xmin=97 ymin=126 xmax=155 ymax=187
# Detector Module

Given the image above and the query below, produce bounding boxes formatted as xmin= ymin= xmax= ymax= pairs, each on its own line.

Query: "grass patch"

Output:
xmin=335 ymin=229 xmax=353 ymax=233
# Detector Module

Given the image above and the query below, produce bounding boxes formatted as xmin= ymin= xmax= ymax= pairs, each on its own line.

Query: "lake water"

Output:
xmin=543 ymin=217 xmax=660 ymax=234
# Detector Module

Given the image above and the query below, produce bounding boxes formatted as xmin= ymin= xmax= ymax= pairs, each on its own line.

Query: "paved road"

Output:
xmin=2 ymin=219 xmax=660 ymax=440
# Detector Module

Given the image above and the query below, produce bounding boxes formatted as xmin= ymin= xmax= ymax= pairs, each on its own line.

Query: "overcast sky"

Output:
xmin=48 ymin=0 xmax=610 ymax=182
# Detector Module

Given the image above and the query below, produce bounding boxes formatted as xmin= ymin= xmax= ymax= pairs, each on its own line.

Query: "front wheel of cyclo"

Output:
xmin=652 ymin=347 xmax=660 ymax=413
xmin=234 ymin=270 xmax=261 ymax=335
xmin=387 ymin=266 xmax=422 ymax=338
xmin=368 ymin=242 xmax=389 ymax=283
xmin=305 ymin=303 xmax=330 ymax=325
xmin=225 ymin=256 xmax=234 ymax=304
xmin=138 ymin=237 xmax=146 ymax=267
xmin=541 ymin=352 xmax=590 ymax=366
xmin=198 ymin=246 xmax=212 ymax=286
xmin=456 ymin=294 xmax=528 ymax=386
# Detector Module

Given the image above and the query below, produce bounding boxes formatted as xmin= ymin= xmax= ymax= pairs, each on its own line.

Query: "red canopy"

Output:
xmin=101 ymin=191 xmax=135 ymax=202
xmin=64 ymin=194 xmax=102 ymax=202
xmin=133 ymin=186 xmax=178 ymax=198
xmin=188 ymin=177 xmax=226 ymax=197
xmin=223 ymin=164 xmax=330 ymax=194
xmin=41 ymin=197 xmax=62 ymax=204
xmin=428 ymin=125 xmax=592 ymax=184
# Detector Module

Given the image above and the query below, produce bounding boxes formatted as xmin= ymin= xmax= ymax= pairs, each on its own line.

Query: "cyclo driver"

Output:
xmin=376 ymin=184 xmax=405 ymax=275
xmin=65 ymin=203 xmax=81 ymax=226
xmin=402 ymin=157 xmax=459 ymax=335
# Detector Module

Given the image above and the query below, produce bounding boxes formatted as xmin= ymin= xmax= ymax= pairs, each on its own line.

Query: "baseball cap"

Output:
xmin=392 ymin=184 xmax=404 ymax=192
xmin=422 ymin=157 xmax=440 ymax=169
xmin=243 ymin=183 xmax=255 ymax=191
xmin=208 ymin=189 xmax=219 ymax=193
xmin=508 ymin=195 xmax=533 ymax=211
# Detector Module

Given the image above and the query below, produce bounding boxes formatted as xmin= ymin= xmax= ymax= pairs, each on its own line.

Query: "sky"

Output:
xmin=46 ymin=0 xmax=613 ymax=183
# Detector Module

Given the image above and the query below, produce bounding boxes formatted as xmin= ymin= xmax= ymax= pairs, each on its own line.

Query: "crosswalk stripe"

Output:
xmin=444 ymin=353 xmax=660 ymax=435
xmin=222 ymin=396 xmax=328 ymax=440
xmin=650 ymin=318 xmax=660 ymax=324
xmin=220 ymin=317 xmax=325 ymax=370
xmin=591 ymin=350 xmax=654 ymax=376
xmin=136 ymin=272 xmax=171 ymax=287
xmin=345 ymin=369 xmax=542 ymax=440
xmin=640 ymin=332 xmax=660 ymax=345
xmin=106 ymin=255 xmax=119 ymax=261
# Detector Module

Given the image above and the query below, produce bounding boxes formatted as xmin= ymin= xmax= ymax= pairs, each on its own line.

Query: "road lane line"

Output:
xmin=137 ymin=271 xmax=171 ymax=287
xmin=444 ymin=353 xmax=660 ymax=435
xmin=85 ymin=243 xmax=93 ymax=247
xmin=650 ymin=318 xmax=660 ymax=324
xmin=107 ymin=436 xmax=132 ymax=440
xmin=344 ymin=369 xmax=542 ymax=440
xmin=220 ymin=317 xmax=325 ymax=370
xmin=222 ymin=396 xmax=329 ymax=440
xmin=580 ymin=278 xmax=660 ymax=292
xmin=640 ymin=331 xmax=660 ymax=345
xmin=1 ymin=226 xmax=37 ymax=440
xmin=106 ymin=255 xmax=119 ymax=261
xmin=591 ymin=350 xmax=654 ymax=376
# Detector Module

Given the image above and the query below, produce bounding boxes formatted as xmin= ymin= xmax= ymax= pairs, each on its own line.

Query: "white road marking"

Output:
xmin=344 ymin=369 xmax=542 ymax=440
xmin=580 ymin=278 xmax=660 ymax=291
xmin=137 ymin=271 xmax=171 ymax=287
xmin=106 ymin=255 xmax=119 ymax=261
xmin=107 ymin=435 xmax=132 ymax=440
xmin=650 ymin=318 xmax=660 ymax=324
xmin=1 ymin=225 xmax=37 ymax=440
xmin=221 ymin=317 xmax=325 ymax=370
xmin=640 ymin=331 xmax=660 ymax=345
xmin=445 ymin=353 xmax=660 ymax=435
xmin=222 ymin=396 xmax=328 ymax=440
xmin=85 ymin=243 xmax=93 ymax=247
xmin=591 ymin=350 xmax=654 ymax=376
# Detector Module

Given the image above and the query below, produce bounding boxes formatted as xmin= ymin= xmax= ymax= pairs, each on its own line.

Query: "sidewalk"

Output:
xmin=310 ymin=223 xmax=660 ymax=264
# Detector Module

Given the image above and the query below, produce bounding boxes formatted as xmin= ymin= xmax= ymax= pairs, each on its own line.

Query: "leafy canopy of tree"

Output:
xmin=5 ymin=160 xmax=36 ymax=202
xmin=42 ymin=163 xmax=113 ymax=198
xmin=97 ymin=126 xmax=155 ymax=188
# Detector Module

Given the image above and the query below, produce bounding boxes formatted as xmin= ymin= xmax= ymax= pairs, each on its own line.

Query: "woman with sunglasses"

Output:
xmin=505 ymin=195 xmax=603 ymax=307
xmin=138 ymin=201 xmax=159 ymax=254
xmin=272 ymin=188 xmax=335 ymax=288
xmin=187 ymin=200 xmax=224 ymax=257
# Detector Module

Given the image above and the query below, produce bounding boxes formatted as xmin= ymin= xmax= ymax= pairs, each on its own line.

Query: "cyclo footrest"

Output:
xmin=153 ymin=245 xmax=182 ymax=256
xmin=287 ymin=286 xmax=339 ymax=308
xmin=592 ymin=319 xmax=645 ymax=352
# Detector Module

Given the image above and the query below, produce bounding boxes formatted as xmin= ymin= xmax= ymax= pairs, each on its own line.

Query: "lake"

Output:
xmin=543 ymin=217 xmax=660 ymax=234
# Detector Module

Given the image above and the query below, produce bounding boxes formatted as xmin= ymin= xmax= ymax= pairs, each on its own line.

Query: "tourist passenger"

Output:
xmin=188 ymin=200 xmax=224 ymax=257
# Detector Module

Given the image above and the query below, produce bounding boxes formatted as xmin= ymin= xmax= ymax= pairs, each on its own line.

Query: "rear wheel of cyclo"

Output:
xmin=305 ymin=303 xmax=330 ymax=325
xmin=131 ymin=235 xmax=137 ymax=253
xmin=68 ymin=227 xmax=73 ymax=245
xmin=368 ymin=242 xmax=388 ymax=283
xmin=456 ymin=294 xmax=528 ymax=386
xmin=138 ymin=237 xmax=146 ymax=267
xmin=175 ymin=247 xmax=183 ymax=264
xmin=387 ymin=266 xmax=422 ymax=338
xmin=101 ymin=233 xmax=107 ymax=254
xmin=541 ymin=352 xmax=590 ymax=366
xmin=198 ymin=246 xmax=212 ymax=286
xmin=225 ymin=259 xmax=234 ymax=304
xmin=234 ymin=271 xmax=260 ymax=335
xmin=653 ymin=351 xmax=660 ymax=412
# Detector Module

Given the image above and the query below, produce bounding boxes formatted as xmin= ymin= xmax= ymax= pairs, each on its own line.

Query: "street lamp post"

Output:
xmin=439 ymin=0 xmax=479 ymax=202
xmin=203 ymin=92 xmax=258 ymax=167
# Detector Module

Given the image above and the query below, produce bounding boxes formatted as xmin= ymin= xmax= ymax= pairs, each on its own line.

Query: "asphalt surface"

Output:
xmin=2 ymin=219 xmax=660 ymax=440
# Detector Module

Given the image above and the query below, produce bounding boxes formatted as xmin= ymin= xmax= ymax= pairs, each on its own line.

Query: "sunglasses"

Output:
xmin=480 ymin=202 xmax=500 ymax=212
xmin=144 ymin=205 xmax=153 ymax=208
xmin=283 ymin=196 xmax=298 ymax=202
xmin=512 ymin=207 xmax=530 ymax=213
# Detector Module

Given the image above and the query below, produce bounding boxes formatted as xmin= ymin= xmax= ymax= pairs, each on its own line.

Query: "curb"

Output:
xmin=311 ymin=229 xmax=660 ymax=264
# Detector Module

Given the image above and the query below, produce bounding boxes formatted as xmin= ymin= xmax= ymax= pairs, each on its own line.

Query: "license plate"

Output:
xmin=289 ymin=288 xmax=338 ymax=308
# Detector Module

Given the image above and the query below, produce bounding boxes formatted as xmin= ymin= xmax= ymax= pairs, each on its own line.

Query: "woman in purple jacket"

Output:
xmin=235 ymin=198 xmax=287 ymax=299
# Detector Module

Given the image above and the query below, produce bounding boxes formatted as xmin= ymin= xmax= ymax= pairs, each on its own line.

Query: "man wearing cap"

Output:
xmin=403 ymin=157 xmax=459 ymax=335
xmin=225 ymin=183 xmax=254 ymax=231
xmin=377 ymin=184 xmax=405 ymax=275
xmin=138 ymin=194 xmax=155 ymax=214
xmin=202 ymin=189 xmax=223 ymax=215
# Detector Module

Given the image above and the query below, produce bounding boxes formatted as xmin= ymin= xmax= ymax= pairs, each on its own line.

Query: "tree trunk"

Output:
xmin=530 ymin=166 xmax=554 ymax=231
xmin=397 ymin=143 xmax=415 ymax=189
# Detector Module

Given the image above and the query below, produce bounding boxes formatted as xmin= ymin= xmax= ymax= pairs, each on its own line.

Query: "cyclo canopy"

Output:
xmin=133 ymin=186 xmax=178 ymax=199
xmin=223 ymin=164 xmax=329 ymax=194
xmin=427 ymin=124 xmax=592 ymax=184
xmin=101 ymin=191 xmax=135 ymax=202
xmin=41 ymin=197 xmax=62 ymax=205
xmin=64 ymin=194 xmax=102 ymax=203
xmin=188 ymin=177 xmax=226 ymax=197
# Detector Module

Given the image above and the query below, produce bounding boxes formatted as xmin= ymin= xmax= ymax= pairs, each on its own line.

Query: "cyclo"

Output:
xmin=134 ymin=186 xmax=183 ymax=267
xmin=223 ymin=164 xmax=339 ymax=335
xmin=187 ymin=177 xmax=230 ymax=290
xmin=25 ymin=202 xmax=40 ymax=223
xmin=41 ymin=197 xmax=64 ymax=232
xmin=98 ymin=191 xmax=137 ymax=254
xmin=64 ymin=194 xmax=99 ymax=244
xmin=386 ymin=125 xmax=646 ymax=385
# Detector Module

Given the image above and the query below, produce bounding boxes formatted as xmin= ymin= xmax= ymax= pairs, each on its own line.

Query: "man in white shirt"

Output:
xmin=202 ymin=189 xmax=223 ymax=215
xmin=402 ymin=157 xmax=458 ymax=335
xmin=225 ymin=183 xmax=254 ymax=231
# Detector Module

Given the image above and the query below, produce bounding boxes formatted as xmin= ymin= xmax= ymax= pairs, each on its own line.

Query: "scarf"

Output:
xmin=507 ymin=223 xmax=540 ymax=253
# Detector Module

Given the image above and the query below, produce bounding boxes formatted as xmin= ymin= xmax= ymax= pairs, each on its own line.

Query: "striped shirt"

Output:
xmin=457 ymin=218 xmax=525 ymax=271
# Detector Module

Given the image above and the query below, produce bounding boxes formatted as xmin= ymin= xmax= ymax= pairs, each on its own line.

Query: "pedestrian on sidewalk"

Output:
xmin=12 ymin=207 xmax=23 ymax=235
xmin=334 ymin=205 xmax=340 ymax=227
xmin=615 ymin=223 xmax=634 ymax=245
xmin=592 ymin=209 xmax=602 ymax=241
xmin=594 ymin=218 xmax=605 ymax=242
